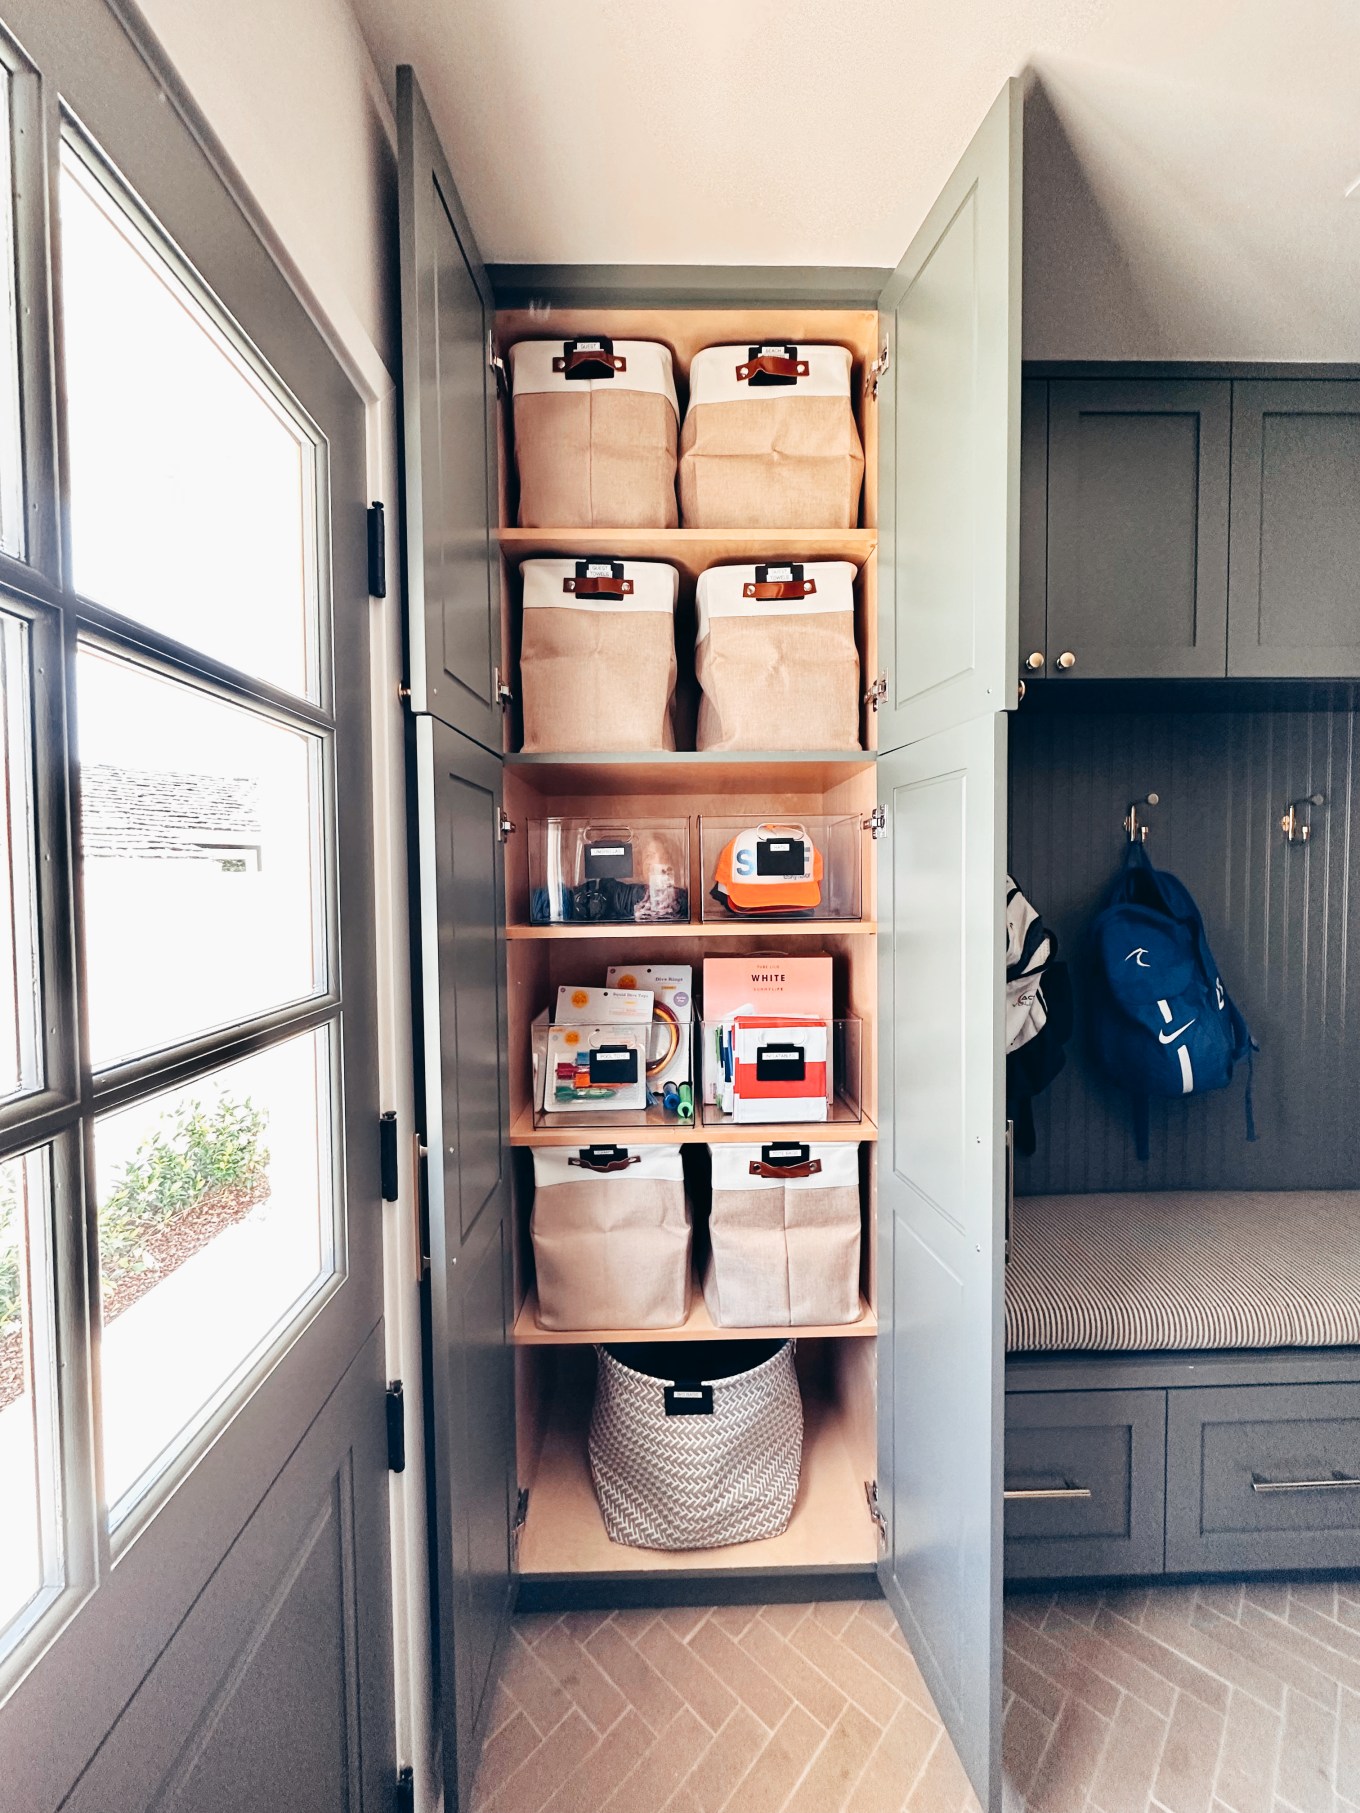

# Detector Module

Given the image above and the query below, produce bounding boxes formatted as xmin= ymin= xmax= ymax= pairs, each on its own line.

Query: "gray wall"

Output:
xmin=1010 ymin=697 xmax=1360 ymax=1194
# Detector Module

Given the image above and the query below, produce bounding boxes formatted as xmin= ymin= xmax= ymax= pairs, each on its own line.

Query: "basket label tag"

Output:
xmin=664 ymin=1383 xmax=715 ymax=1417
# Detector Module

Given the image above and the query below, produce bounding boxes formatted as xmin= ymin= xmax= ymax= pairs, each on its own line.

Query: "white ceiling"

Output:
xmin=349 ymin=0 xmax=1360 ymax=357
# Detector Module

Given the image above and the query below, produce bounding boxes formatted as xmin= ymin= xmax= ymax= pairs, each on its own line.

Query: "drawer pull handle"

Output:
xmin=1003 ymin=1485 xmax=1093 ymax=1501
xmin=1251 ymin=1472 xmax=1360 ymax=1494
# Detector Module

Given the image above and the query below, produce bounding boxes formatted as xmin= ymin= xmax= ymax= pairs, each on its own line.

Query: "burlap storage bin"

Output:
xmin=519 ymin=559 xmax=678 ymax=753
xmin=679 ymin=343 xmax=864 ymax=528
xmin=530 ymin=1145 xmax=691 ymax=1331
xmin=589 ymin=1340 xmax=803 ymax=1549
xmin=695 ymin=561 xmax=860 ymax=751
xmin=704 ymin=1143 xmax=862 ymax=1327
xmin=510 ymin=339 xmax=679 ymax=529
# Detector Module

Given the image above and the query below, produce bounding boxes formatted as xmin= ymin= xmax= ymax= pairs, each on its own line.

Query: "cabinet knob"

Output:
xmin=1025 ymin=651 xmax=1046 ymax=671
xmin=1056 ymin=650 xmax=1077 ymax=671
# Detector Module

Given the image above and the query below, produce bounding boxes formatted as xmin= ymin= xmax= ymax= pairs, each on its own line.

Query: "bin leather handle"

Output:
xmin=751 ymin=1156 xmax=822 ymax=1178
xmin=745 ymin=561 xmax=816 ymax=601
xmin=564 ymin=575 xmax=634 ymax=597
xmin=570 ymin=1145 xmax=639 ymax=1174
xmin=554 ymin=337 xmax=626 ymax=378
xmin=736 ymin=345 xmax=809 ymax=383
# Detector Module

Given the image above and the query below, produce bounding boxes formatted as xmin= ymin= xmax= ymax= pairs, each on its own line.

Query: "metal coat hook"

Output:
xmin=1282 ymin=792 xmax=1325 ymax=845
xmin=1124 ymin=793 xmax=1160 ymax=844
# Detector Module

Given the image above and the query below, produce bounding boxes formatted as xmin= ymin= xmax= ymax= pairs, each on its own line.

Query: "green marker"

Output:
xmin=676 ymin=1083 xmax=694 ymax=1124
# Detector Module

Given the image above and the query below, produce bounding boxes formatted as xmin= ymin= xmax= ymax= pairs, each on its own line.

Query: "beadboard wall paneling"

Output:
xmin=1009 ymin=704 xmax=1360 ymax=1194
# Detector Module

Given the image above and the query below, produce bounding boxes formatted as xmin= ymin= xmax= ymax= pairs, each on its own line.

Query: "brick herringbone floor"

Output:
xmin=469 ymin=1599 xmax=980 ymax=1813
xmin=1004 ymin=1579 xmax=1360 ymax=1813
xmin=469 ymin=1582 xmax=1360 ymax=1812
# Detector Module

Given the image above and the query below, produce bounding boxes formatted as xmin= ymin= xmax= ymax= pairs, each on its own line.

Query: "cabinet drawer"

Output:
xmin=1004 ymin=1389 xmax=1166 ymax=1580
xmin=1167 ymin=1382 xmax=1360 ymax=1573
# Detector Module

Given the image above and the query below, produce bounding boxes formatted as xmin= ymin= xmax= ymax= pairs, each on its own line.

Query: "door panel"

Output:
xmin=1046 ymin=380 xmax=1230 ymax=679
xmin=414 ymin=716 xmax=514 ymax=1811
xmin=877 ymin=80 xmax=1021 ymax=750
xmin=1228 ymin=381 xmax=1360 ymax=677
xmin=60 ymin=1326 xmax=392 ymax=1813
xmin=1018 ymin=379 xmax=1048 ymax=680
xmin=397 ymin=66 xmax=502 ymax=749
xmin=877 ymin=713 xmax=1006 ymax=1810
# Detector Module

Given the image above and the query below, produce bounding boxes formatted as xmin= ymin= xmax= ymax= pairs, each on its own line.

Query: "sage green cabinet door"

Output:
xmin=1045 ymin=380 xmax=1230 ymax=680
xmin=876 ymin=80 xmax=1022 ymax=750
xmin=1228 ymin=381 xmax=1360 ymax=677
xmin=397 ymin=67 xmax=504 ymax=750
xmin=877 ymin=712 xmax=1007 ymax=1812
xmin=1018 ymin=379 xmax=1049 ymax=682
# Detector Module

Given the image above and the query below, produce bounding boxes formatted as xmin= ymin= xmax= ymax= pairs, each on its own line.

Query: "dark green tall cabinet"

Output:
xmin=399 ymin=65 xmax=1026 ymax=1813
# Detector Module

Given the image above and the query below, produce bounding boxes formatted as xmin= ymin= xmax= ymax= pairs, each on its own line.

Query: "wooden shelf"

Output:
xmin=517 ymin=1374 xmax=879 ymax=1576
xmin=505 ymin=919 xmax=877 ymax=942
xmin=511 ymin=1110 xmax=877 ymax=1147
xmin=512 ymin=1286 xmax=876 ymax=1346
xmin=499 ymin=527 xmax=877 ymax=585
xmin=506 ymin=751 xmax=875 ymax=798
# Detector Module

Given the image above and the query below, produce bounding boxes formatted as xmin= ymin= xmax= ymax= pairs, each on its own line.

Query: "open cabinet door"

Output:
xmin=399 ymin=69 xmax=516 ymax=1809
xmin=877 ymin=714 xmax=1007 ymax=1809
xmin=413 ymin=718 xmax=515 ymax=1811
xmin=397 ymin=65 xmax=504 ymax=752
xmin=876 ymin=79 xmax=1022 ymax=751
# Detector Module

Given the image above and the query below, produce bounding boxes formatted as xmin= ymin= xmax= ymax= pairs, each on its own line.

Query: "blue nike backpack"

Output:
xmin=1090 ymin=844 xmax=1256 ymax=1159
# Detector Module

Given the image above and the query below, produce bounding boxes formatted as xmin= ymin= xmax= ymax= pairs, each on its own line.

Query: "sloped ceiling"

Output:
xmin=349 ymin=0 xmax=1360 ymax=358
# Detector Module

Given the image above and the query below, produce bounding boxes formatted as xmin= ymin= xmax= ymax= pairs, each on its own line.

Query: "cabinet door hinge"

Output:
xmin=379 ymin=1110 xmax=399 ymax=1202
xmin=496 ymin=808 xmax=516 ymax=843
xmin=865 ymin=673 xmax=888 ymax=711
xmin=367 ymin=502 xmax=387 ymax=598
xmin=867 ymin=340 xmax=890 ymax=400
xmin=488 ymin=331 xmax=508 ymax=399
xmin=386 ymin=1381 xmax=406 ymax=1474
xmin=394 ymin=1765 xmax=414 ymax=1813
xmin=865 ymin=1479 xmax=886 ymax=1546
xmin=493 ymin=664 xmax=514 ymax=710
xmin=512 ymin=1486 xmax=530 ymax=1563
xmin=864 ymin=805 xmax=886 ymax=840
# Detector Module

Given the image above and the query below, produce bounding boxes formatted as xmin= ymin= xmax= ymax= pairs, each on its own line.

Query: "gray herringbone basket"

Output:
xmin=588 ymin=1340 xmax=803 ymax=1550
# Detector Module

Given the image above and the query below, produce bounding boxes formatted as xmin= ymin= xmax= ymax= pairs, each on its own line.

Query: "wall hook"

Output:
xmin=1124 ymin=793 xmax=1160 ymax=844
xmin=1282 ymin=792 xmax=1325 ymax=845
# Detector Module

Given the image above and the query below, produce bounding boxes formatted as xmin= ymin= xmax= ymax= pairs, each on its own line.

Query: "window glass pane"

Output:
xmin=0 ymin=1148 xmax=60 ymax=1650
xmin=59 ymin=143 xmax=319 ymax=698
xmin=78 ymin=647 xmax=325 ymax=1071
xmin=0 ymin=76 xmax=23 ymax=559
xmin=96 ymin=1029 xmax=333 ymax=1523
xmin=0 ymin=609 xmax=38 ymax=1099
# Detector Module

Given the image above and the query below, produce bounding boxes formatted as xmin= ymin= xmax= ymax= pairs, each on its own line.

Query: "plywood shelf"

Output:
xmin=505 ymin=751 xmax=876 ymax=799
xmin=511 ymin=1110 xmax=877 ymax=1147
xmin=516 ymin=1374 xmax=879 ymax=1576
xmin=505 ymin=920 xmax=877 ymax=942
xmin=499 ymin=527 xmax=877 ymax=585
xmin=513 ymin=1286 xmax=876 ymax=1346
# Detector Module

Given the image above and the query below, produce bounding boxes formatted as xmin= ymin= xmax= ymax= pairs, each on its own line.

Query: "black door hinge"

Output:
xmin=380 ymin=1110 xmax=399 ymax=1202
xmin=394 ymin=1764 xmax=414 ymax=1813
xmin=367 ymin=501 xmax=386 ymax=598
xmin=386 ymin=1381 xmax=406 ymax=1473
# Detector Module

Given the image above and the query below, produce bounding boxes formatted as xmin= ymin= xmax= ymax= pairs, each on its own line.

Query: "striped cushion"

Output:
xmin=1006 ymin=1191 xmax=1360 ymax=1353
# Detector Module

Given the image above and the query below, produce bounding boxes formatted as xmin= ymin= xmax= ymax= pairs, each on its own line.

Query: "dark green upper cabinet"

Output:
xmin=1228 ymin=381 xmax=1360 ymax=678
xmin=1041 ymin=379 xmax=1231 ymax=680
xmin=397 ymin=67 xmax=504 ymax=750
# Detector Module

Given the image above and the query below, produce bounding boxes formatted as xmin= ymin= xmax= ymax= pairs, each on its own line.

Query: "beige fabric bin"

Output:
xmin=695 ymin=561 xmax=860 ymax=752
xmin=531 ymin=1145 xmax=691 ymax=1331
xmin=704 ymin=1142 xmax=861 ymax=1327
xmin=679 ymin=343 xmax=864 ymax=529
xmin=510 ymin=338 xmax=679 ymax=529
xmin=519 ymin=558 xmax=678 ymax=753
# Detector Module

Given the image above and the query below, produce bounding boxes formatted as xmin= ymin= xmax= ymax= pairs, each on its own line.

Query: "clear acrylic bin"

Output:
xmin=531 ymin=1010 xmax=697 ymax=1130
xmin=528 ymin=817 xmax=690 ymax=926
xmin=699 ymin=816 xmax=862 ymax=921
xmin=699 ymin=1016 xmax=863 ymax=1128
